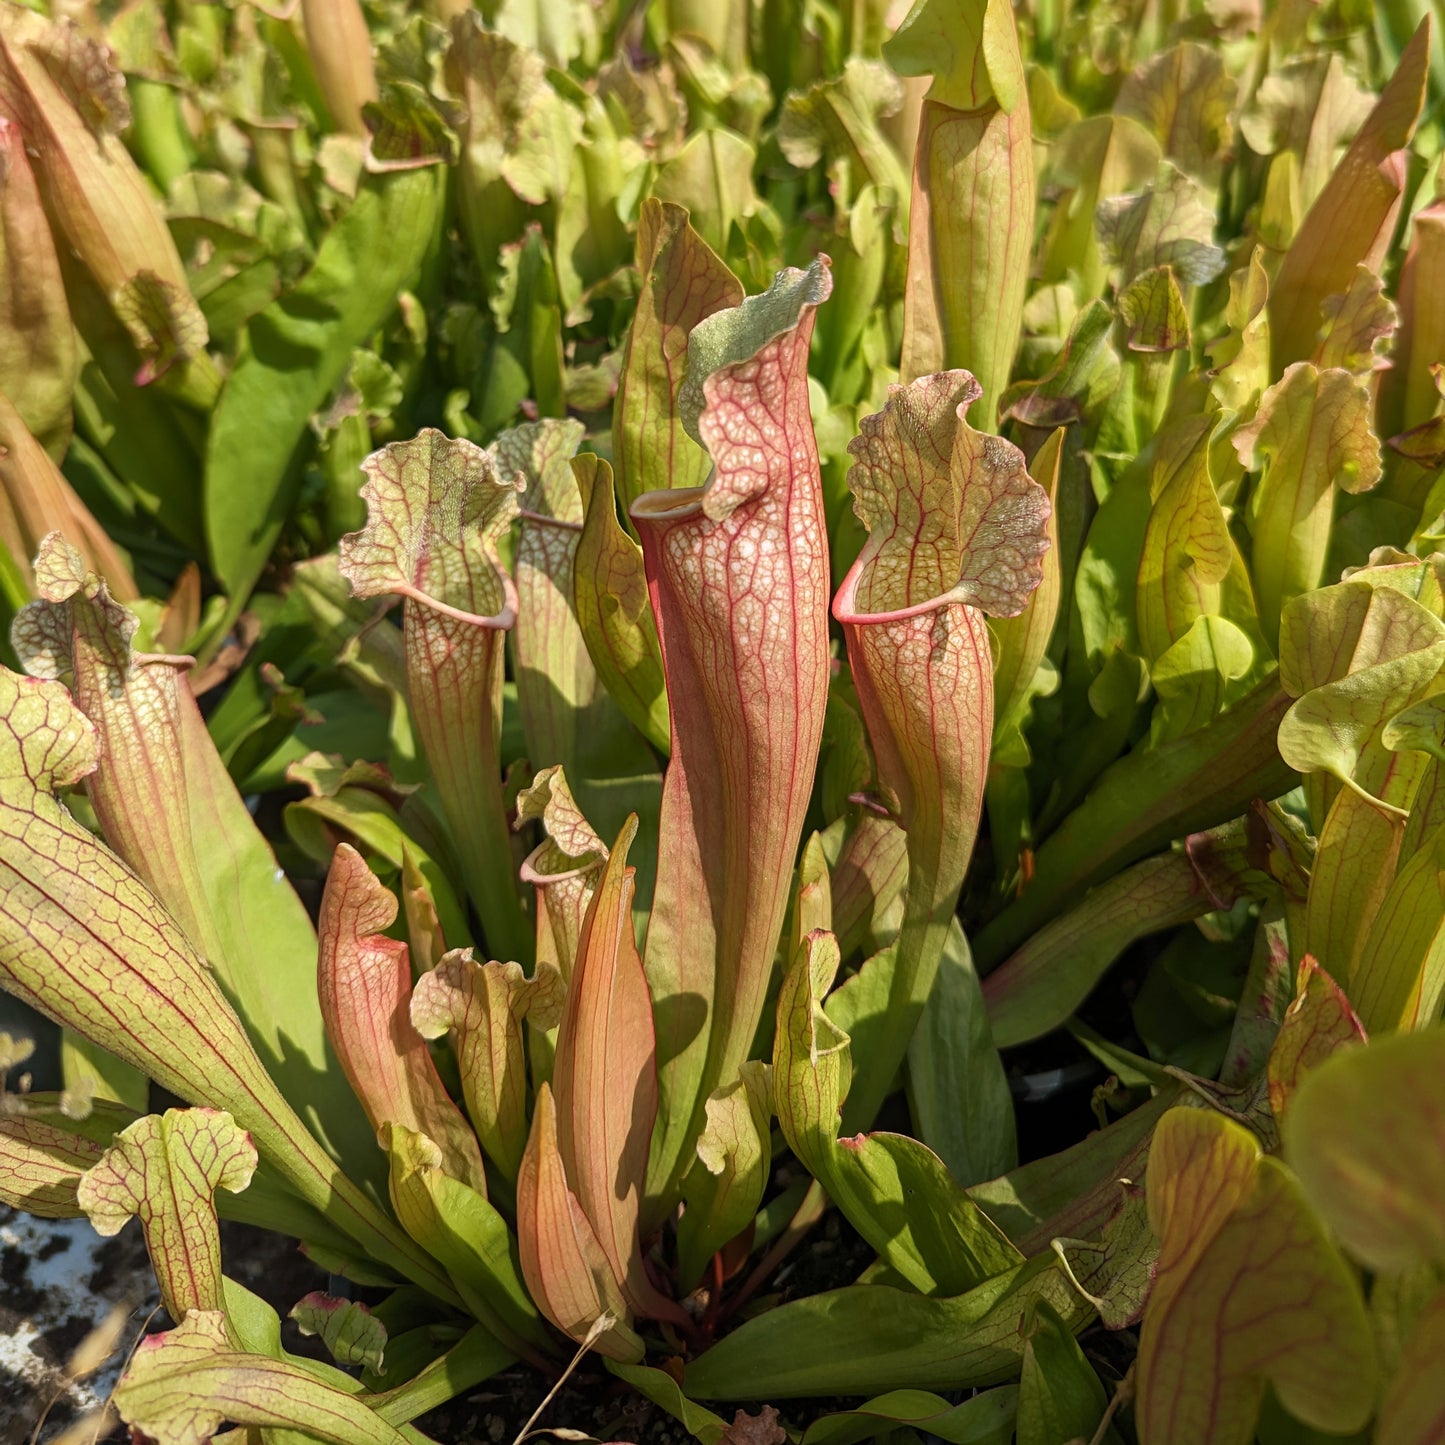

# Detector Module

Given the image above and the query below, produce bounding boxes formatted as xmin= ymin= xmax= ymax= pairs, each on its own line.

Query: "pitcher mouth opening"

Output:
xmin=629 ymin=483 xmax=710 ymax=525
xmin=831 ymin=545 xmax=976 ymax=628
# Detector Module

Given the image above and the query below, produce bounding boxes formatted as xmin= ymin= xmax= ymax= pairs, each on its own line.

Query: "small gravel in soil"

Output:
xmin=0 ymin=1207 xmax=154 ymax=1444
xmin=6 ymin=1204 xmax=886 ymax=1442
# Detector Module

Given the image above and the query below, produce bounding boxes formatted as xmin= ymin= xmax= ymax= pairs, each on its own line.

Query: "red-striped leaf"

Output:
xmin=338 ymin=429 xmax=530 ymax=964
xmin=516 ymin=1084 xmax=643 ymax=1361
xmin=833 ymin=370 xmax=1049 ymax=1127
xmin=78 ymin=1107 xmax=255 ymax=1322
xmin=636 ymin=259 xmax=834 ymax=1209
xmin=553 ymin=815 xmax=680 ymax=1321
xmin=410 ymin=948 xmax=562 ymax=1182
xmin=319 ymin=843 xmax=487 ymax=1195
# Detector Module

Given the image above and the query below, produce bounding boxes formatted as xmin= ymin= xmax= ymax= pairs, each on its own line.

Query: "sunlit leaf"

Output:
xmin=1096 ymin=164 xmax=1227 ymax=288
xmin=1002 ymin=301 xmax=1121 ymax=428
xmin=836 ymin=369 xmax=1049 ymax=1126
xmin=207 ymin=166 xmax=443 ymax=603
xmin=684 ymin=1254 xmax=1089 ymax=1398
xmin=78 ymin=1107 xmax=255 ymax=1322
xmin=290 ymin=1292 xmax=387 ymax=1374
xmin=382 ymin=1122 xmax=550 ymax=1362
xmin=572 ymin=455 xmax=670 ymax=755
xmin=1316 ymin=265 xmax=1398 ymax=376
xmin=339 ymin=428 xmax=530 ymax=964
xmin=896 ymin=84 xmax=1032 ymax=423
xmin=651 ymin=129 xmax=760 ymax=258
xmin=516 ymin=1084 xmax=642 ymax=1360
xmin=1383 ymin=692 xmax=1445 ymax=763
xmin=778 ymin=59 xmax=908 ymax=212
xmin=990 ymin=426 xmax=1065 ymax=767
xmin=1114 ymin=41 xmax=1235 ymax=185
xmin=318 ymin=843 xmax=487 ymax=1193
xmin=845 ymin=372 xmax=1051 ymax=616
xmin=636 ymin=259 xmax=834 ymax=1209
xmin=1302 ymin=778 xmax=1405 ymax=996
xmin=114 ymin=1310 xmax=412 ymax=1445
xmin=0 ymin=667 xmax=452 ymax=1302
xmin=0 ymin=402 xmax=133 ymax=603
xmin=1266 ymin=956 xmax=1367 ymax=1117
xmin=15 ymin=536 xmax=368 ymax=1171
xmin=1208 ymin=248 xmax=1271 ymax=413
xmin=284 ymin=760 xmax=470 ymax=958
xmin=0 ymin=1096 xmax=131 ymax=1217
xmin=775 ymin=931 xmax=1020 ymax=1294
xmin=552 ymin=89 xmax=632 ymax=321
xmin=1117 ymin=265 xmax=1190 ymax=353
xmin=446 ymin=17 xmax=574 ymax=282
xmin=1137 ymin=1108 xmax=1377 ymax=1445
xmin=1017 ymin=1298 xmax=1109 ymax=1445
xmin=1151 ymin=616 xmax=1256 ymax=744
xmin=0 ymin=11 xmax=208 ymax=388
xmin=495 ymin=418 xmax=596 ymax=780
xmin=1277 ymin=588 xmax=1445 ymax=801
xmin=1348 ymin=822 xmax=1445 ymax=1031
xmin=678 ymin=1061 xmax=773 ymax=1287
xmin=1038 ymin=115 xmax=1160 ymax=302
xmin=514 ymin=763 xmax=607 ymax=984
xmin=1135 ymin=416 xmax=1236 ymax=662
xmin=1269 ymin=20 xmax=1430 ymax=369
xmin=410 ymin=949 xmax=562 ymax=1182
xmin=1380 ymin=202 xmax=1445 ymax=445
xmin=1284 ymin=1030 xmax=1445 ymax=1272
xmin=885 ymin=0 xmax=1025 ymax=112
xmin=1236 ymin=364 xmax=1382 ymax=642
xmin=550 ymin=816 xmax=677 ymax=1321
xmin=1239 ymin=53 xmax=1373 ymax=212
xmin=401 ymin=844 xmax=448 ymax=973
xmin=1279 ymin=572 xmax=1445 ymax=826
xmin=0 ymin=111 xmax=73 ymax=455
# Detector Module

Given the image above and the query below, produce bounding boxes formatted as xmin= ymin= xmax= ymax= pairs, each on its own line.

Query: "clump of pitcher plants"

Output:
xmin=1 ymin=0 xmax=1444 ymax=1440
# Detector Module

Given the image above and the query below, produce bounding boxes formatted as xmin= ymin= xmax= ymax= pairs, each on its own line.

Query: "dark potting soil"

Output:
xmin=0 ymin=1207 xmax=153 ymax=1445
xmin=7 ymin=1205 xmax=892 ymax=1443
xmin=407 ymin=1215 xmax=881 ymax=1443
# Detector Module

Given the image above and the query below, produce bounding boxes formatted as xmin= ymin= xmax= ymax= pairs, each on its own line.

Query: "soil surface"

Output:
xmin=0 ymin=1207 xmax=153 ymax=1444
xmin=4 ymin=1206 xmax=888 ymax=1443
